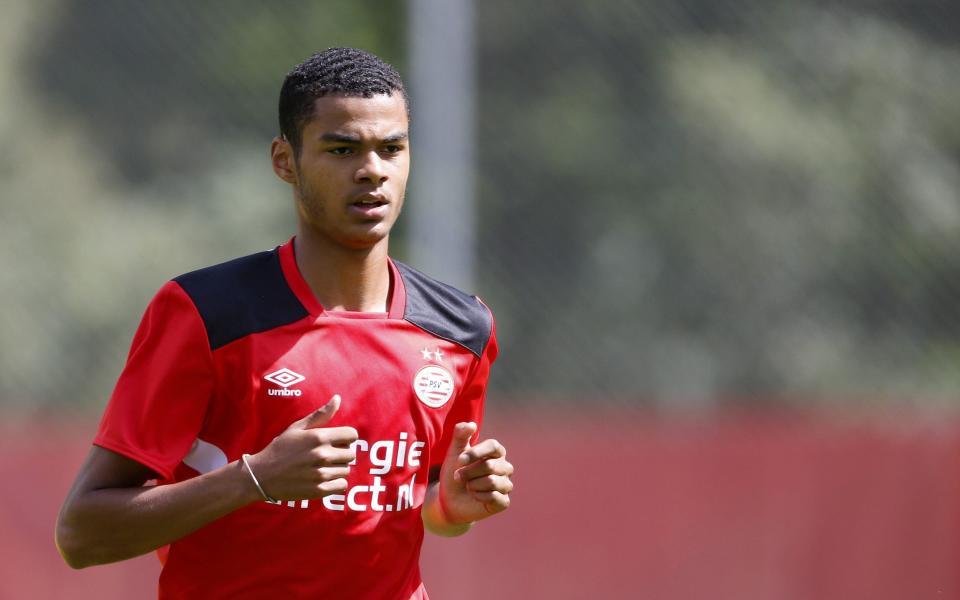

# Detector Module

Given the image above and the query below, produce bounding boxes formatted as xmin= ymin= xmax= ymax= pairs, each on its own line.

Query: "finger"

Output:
xmin=316 ymin=426 xmax=359 ymax=447
xmin=316 ymin=465 xmax=351 ymax=481
xmin=449 ymin=422 xmax=478 ymax=465
xmin=471 ymin=490 xmax=511 ymax=512
xmin=288 ymin=394 xmax=341 ymax=430
xmin=464 ymin=474 xmax=514 ymax=494
xmin=456 ymin=458 xmax=514 ymax=482
xmin=316 ymin=478 xmax=349 ymax=496
xmin=311 ymin=446 xmax=357 ymax=466
xmin=458 ymin=438 xmax=506 ymax=466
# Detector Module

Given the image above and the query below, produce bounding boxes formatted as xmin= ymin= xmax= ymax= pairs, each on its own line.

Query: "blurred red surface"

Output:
xmin=5 ymin=409 xmax=959 ymax=599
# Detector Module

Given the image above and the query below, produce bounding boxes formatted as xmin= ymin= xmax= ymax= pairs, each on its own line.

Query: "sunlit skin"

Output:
xmin=54 ymin=92 xmax=513 ymax=571
xmin=270 ymin=94 xmax=410 ymax=312
xmin=269 ymin=93 xmax=514 ymax=531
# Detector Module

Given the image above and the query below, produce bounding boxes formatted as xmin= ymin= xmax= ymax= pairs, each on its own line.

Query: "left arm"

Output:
xmin=422 ymin=421 xmax=514 ymax=537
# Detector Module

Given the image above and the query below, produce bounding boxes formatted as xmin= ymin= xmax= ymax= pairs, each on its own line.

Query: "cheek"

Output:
xmin=390 ymin=164 xmax=410 ymax=194
xmin=295 ymin=177 xmax=328 ymax=220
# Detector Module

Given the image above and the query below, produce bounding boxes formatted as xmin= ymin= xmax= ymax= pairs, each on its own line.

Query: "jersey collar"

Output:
xmin=278 ymin=237 xmax=406 ymax=319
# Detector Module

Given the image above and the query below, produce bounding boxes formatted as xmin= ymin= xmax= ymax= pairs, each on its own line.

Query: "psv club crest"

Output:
xmin=413 ymin=365 xmax=455 ymax=408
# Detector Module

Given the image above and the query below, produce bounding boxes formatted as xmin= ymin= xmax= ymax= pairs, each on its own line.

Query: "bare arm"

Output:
xmin=56 ymin=394 xmax=356 ymax=569
xmin=55 ymin=446 xmax=260 ymax=568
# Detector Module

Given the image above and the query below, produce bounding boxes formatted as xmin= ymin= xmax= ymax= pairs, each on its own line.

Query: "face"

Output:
xmin=272 ymin=93 xmax=410 ymax=250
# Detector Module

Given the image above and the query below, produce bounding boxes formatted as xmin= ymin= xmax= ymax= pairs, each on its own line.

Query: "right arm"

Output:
xmin=55 ymin=395 xmax=356 ymax=569
xmin=55 ymin=446 xmax=259 ymax=569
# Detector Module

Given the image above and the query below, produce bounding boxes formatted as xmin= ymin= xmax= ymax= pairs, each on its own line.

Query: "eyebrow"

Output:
xmin=319 ymin=132 xmax=408 ymax=144
xmin=382 ymin=132 xmax=408 ymax=144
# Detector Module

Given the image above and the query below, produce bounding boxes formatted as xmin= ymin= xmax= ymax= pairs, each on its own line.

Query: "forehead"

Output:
xmin=304 ymin=93 xmax=408 ymax=138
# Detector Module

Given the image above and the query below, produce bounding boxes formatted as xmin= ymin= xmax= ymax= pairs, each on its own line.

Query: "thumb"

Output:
xmin=448 ymin=421 xmax=477 ymax=464
xmin=288 ymin=394 xmax=341 ymax=430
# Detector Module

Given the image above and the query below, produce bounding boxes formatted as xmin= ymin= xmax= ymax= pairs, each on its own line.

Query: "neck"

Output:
xmin=293 ymin=227 xmax=391 ymax=313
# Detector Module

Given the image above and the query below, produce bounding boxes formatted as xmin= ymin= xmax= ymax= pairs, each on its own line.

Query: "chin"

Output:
xmin=339 ymin=230 xmax=391 ymax=251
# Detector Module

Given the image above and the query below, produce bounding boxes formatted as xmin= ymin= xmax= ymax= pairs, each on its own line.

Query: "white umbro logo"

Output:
xmin=265 ymin=368 xmax=305 ymax=396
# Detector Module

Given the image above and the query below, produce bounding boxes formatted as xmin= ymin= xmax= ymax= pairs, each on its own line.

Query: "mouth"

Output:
xmin=349 ymin=194 xmax=391 ymax=219
xmin=351 ymin=193 xmax=389 ymax=207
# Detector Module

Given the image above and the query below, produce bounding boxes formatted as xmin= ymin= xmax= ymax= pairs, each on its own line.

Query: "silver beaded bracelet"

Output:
xmin=241 ymin=453 xmax=277 ymax=503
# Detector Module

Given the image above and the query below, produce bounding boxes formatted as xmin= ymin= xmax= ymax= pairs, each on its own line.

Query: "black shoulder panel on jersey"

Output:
xmin=394 ymin=261 xmax=492 ymax=358
xmin=173 ymin=248 xmax=308 ymax=350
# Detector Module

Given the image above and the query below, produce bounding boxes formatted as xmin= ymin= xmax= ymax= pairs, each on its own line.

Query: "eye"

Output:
xmin=382 ymin=145 xmax=404 ymax=155
xmin=328 ymin=147 xmax=352 ymax=156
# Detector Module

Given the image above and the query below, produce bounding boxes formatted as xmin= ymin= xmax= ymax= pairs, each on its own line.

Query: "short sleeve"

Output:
xmin=431 ymin=304 xmax=498 ymax=468
xmin=94 ymin=280 xmax=214 ymax=480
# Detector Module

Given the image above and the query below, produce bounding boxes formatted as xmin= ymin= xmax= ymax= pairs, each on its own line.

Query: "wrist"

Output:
xmin=422 ymin=482 xmax=472 ymax=537
xmin=240 ymin=453 xmax=278 ymax=503
xmin=229 ymin=457 xmax=271 ymax=506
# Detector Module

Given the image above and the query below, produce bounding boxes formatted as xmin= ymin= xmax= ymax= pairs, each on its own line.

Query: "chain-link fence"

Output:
xmin=3 ymin=0 xmax=960 ymax=414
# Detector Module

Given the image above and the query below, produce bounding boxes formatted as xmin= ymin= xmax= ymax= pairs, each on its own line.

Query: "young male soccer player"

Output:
xmin=55 ymin=47 xmax=514 ymax=599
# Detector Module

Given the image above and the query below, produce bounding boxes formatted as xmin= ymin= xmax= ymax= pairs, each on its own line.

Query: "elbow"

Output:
xmin=55 ymin=527 xmax=87 ymax=569
xmin=55 ymin=514 xmax=97 ymax=569
xmin=58 ymin=549 xmax=91 ymax=570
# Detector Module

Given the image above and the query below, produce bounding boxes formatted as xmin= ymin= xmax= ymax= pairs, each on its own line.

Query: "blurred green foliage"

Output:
xmin=474 ymin=1 xmax=960 ymax=405
xmin=3 ymin=0 xmax=960 ymax=411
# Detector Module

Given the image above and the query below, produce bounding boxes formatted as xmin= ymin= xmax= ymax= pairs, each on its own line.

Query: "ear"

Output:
xmin=271 ymin=136 xmax=297 ymax=184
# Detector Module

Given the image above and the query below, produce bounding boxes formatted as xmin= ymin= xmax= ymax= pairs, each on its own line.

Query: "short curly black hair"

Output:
xmin=278 ymin=47 xmax=408 ymax=154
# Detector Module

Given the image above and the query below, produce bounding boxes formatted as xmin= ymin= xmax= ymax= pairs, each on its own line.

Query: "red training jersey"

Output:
xmin=94 ymin=238 xmax=497 ymax=599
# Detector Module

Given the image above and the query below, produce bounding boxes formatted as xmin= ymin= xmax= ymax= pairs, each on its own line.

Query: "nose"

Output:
xmin=355 ymin=150 xmax=388 ymax=185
